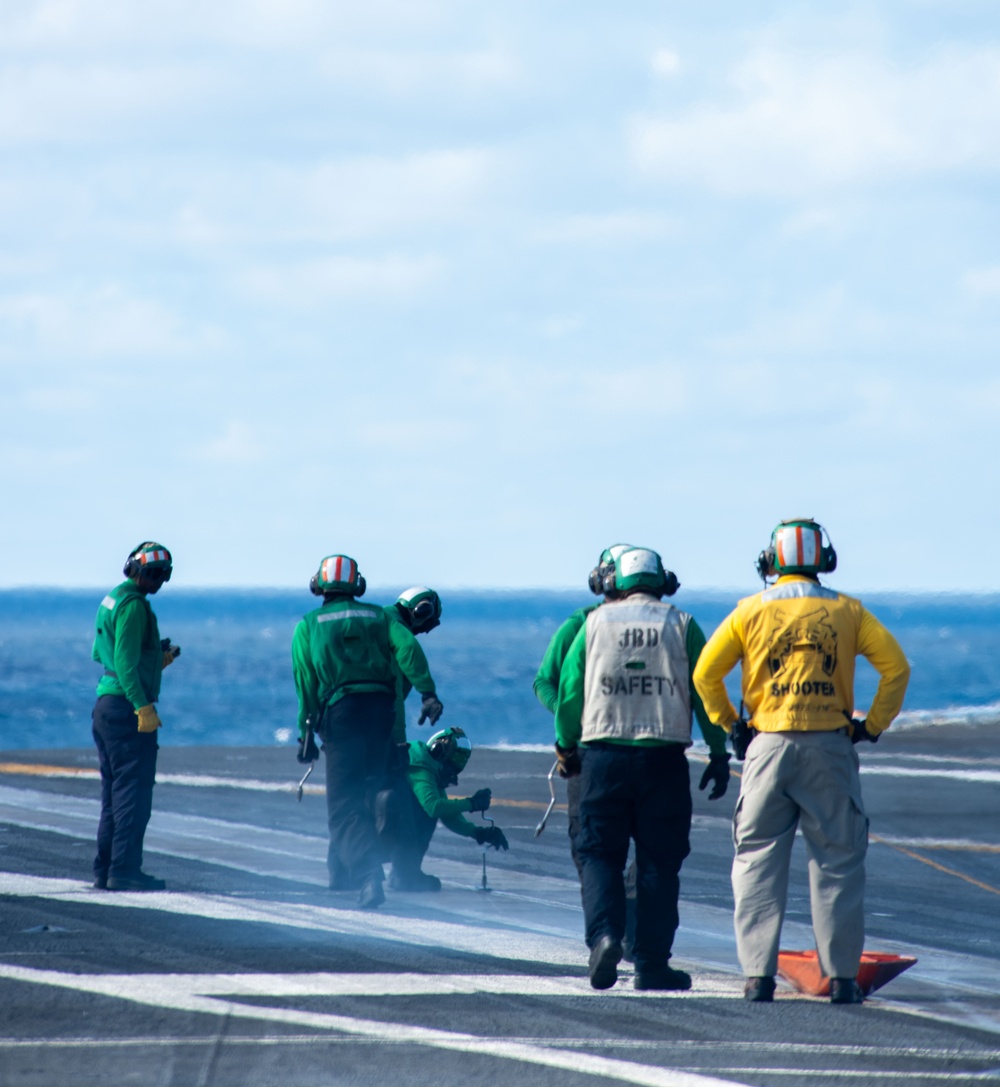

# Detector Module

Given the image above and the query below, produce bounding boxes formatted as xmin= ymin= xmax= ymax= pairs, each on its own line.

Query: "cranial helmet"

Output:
xmin=427 ymin=726 xmax=472 ymax=774
xmin=588 ymin=543 xmax=635 ymax=596
xmin=310 ymin=554 xmax=366 ymax=597
xmin=756 ymin=518 xmax=837 ymax=581
xmin=396 ymin=586 xmax=442 ymax=633
xmin=123 ymin=541 xmax=172 ymax=583
xmin=613 ymin=547 xmax=680 ymax=597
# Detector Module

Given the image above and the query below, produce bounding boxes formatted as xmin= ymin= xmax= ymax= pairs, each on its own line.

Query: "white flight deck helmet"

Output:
xmin=612 ymin=547 xmax=679 ymax=597
xmin=756 ymin=518 xmax=837 ymax=583
xmin=396 ymin=586 xmax=442 ymax=634
xmin=588 ymin=543 xmax=635 ymax=596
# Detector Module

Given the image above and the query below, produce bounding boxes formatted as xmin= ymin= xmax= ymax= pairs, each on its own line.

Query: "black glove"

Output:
xmin=555 ymin=743 xmax=581 ymax=778
xmin=851 ymin=718 xmax=879 ymax=744
xmin=418 ymin=693 xmax=444 ymax=726
xmin=731 ymin=717 xmax=755 ymax=761
xmin=297 ymin=732 xmax=320 ymax=764
xmin=468 ymin=788 xmax=492 ymax=813
xmin=698 ymin=752 xmax=731 ymax=800
xmin=474 ymin=825 xmax=509 ymax=851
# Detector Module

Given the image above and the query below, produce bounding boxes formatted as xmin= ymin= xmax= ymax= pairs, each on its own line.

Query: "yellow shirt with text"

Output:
xmin=692 ymin=576 xmax=910 ymax=736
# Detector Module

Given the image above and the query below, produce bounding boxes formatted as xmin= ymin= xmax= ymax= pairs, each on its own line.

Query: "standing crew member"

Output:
xmin=91 ymin=541 xmax=180 ymax=892
xmin=555 ymin=547 xmax=731 ymax=991
xmin=292 ymin=555 xmax=443 ymax=910
xmin=376 ymin=726 xmax=508 ymax=890
xmin=385 ymin=586 xmax=443 ymax=744
xmin=692 ymin=518 xmax=910 ymax=1004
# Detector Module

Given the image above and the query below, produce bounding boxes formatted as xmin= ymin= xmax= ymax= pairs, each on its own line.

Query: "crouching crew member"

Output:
xmin=91 ymin=541 xmax=180 ymax=892
xmin=692 ymin=518 xmax=910 ymax=1004
xmin=554 ymin=547 xmax=730 ymax=991
xmin=376 ymin=726 xmax=508 ymax=891
xmin=292 ymin=555 xmax=443 ymax=910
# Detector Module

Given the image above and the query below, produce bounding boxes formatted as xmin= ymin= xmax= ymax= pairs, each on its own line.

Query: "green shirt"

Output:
xmin=91 ymin=581 xmax=163 ymax=711
xmin=383 ymin=604 xmax=437 ymax=743
xmin=554 ymin=601 xmax=727 ymax=757
xmin=292 ymin=597 xmax=435 ymax=737
xmin=406 ymin=741 xmax=479 ymax=839
xmin=532 ymin=605 xmax=598 ymax=714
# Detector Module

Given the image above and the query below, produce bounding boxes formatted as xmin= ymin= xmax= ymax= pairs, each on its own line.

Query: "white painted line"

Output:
xmin=860 ymin=766 xmax=1000 ymax=784
xmin=0 ymin=965 xmax=749 ymax=1087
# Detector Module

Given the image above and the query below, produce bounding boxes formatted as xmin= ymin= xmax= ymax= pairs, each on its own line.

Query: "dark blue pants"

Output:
xmin=320 ymin=692 xmax=394 ymax=887
xmin=92 ymin=695 xmax=159 ymax=880
xmin=577 ymin=742 xmax=692 ymax=975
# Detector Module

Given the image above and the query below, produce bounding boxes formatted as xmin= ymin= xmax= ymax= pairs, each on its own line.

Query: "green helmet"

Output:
xmin=588 ymin=542 xmax=635 ymax=595
xmin=396 ymin=586 xmax=442 ymax=633
xmin=310 ymin=554 xmax=366 ymax=597
xmin=123 ymin=541 xmax=172 ymax=583
xmin=613 ymin=547 xmax=679 ymax=597
xmin=427 ymin=726 xmax=472 ymax=773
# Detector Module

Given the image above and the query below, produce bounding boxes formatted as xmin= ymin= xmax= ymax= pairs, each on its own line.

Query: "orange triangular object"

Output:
xmin=777 ymin=950 xmax=917 ymax=996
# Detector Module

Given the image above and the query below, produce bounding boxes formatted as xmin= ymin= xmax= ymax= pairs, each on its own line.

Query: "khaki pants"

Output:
xmin=731 ymin=729 xmax=868 ymax=979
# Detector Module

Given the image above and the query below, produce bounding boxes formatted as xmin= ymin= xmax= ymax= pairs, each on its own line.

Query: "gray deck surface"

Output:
xmin=0 ymin=723 xmax=998 ymax=1086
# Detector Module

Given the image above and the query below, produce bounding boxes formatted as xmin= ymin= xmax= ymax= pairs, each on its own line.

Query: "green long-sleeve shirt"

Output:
xmin=292 ymin=597 xmax=436 ymax=737
xmin=406 ymin=741 xmax=480 ymax=839
xmin=384 ymin=604 xmax=437 ymax=743
xmin=554 ymin=601 xmax=727 ymax=756
xmin=92 ymin=581 xmax=163 ymax=710
xmin=533 ymin=605 xmax=598 ymax=714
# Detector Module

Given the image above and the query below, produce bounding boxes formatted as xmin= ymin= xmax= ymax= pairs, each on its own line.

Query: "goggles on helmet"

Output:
xmin=396 ymin=586 xmax=442 ymax=632
xmin=428 ymin=726 xmax=472 ymax=773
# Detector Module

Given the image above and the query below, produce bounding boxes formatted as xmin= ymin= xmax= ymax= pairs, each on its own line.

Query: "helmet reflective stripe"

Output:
xmin=775 ymin=525 xmax=821 ymax=570
xmin=322 ymin=556 xmax=355 ymax=585
xmin=138 ymin=549 xmax=170 ymax=566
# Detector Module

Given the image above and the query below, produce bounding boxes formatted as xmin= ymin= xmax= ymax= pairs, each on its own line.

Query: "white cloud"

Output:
xmin=651 ymin=49 xmax=681 ymax=79
xmin=236 ymin=253 xmax=445 ymax=308
xmin=0 ymin=287 xmax=228 ymax=359
xmin=531 ymin=211 xmax=678 ymax=245
xmin=963 ymin=266 xmax=1000 ymax=298
xmin=630 ymin=45 xmax=1000 ymax=195
xmin=191 ymin=421 xmax=264 ymax=464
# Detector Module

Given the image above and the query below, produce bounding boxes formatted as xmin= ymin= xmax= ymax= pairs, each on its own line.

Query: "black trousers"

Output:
xmin=577 ymin=742 xmax=692 ymax=975
xmin=377 ymin=782 xmax=437 ymax=878
xmin=92 ymin=695 xmax=159 ymax=880
xmin=320 ymin=692 xmax=394 ymax=886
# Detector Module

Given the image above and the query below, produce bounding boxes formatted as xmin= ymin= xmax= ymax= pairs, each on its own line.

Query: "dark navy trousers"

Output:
xmin=577 ymin=742 xmax=692 ymax=975
xmin=320 ymin=692 xmax=395 ymax=886
xmin=92 ymin=695 xmax=159 ymax=880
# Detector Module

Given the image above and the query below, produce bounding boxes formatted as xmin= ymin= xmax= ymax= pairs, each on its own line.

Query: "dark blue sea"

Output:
xmin=2 ymin=588 xmax=999 ymax=752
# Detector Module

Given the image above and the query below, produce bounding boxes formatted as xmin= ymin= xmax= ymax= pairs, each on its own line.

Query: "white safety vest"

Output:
xmin=581 ymin=596 xmax=693 ymax=745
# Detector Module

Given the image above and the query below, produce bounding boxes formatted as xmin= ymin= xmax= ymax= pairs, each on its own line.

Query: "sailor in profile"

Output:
xmin=91 ymin=541 xmax=180 ymax=892
xmin=693 ymin=518 xmax=910 ymax=1004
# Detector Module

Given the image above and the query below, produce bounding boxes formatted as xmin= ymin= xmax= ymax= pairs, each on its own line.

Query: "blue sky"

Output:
xmin=2 ymin=1 xmax=998 ymax=592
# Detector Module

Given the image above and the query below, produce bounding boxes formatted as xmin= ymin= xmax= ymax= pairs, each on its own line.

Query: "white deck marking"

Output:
xmin=860 ymin=766 xmax=1000 ymax=784
xmin=0 ymin=964 xmax=747 ymax=1087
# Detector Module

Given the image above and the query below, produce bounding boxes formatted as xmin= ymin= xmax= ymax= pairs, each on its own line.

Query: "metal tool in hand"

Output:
xmin=533 ymin=760 xmax=559 ymax=837
xmin=478 ymin=810 xmax=495 ymax=892
xmin=296 ymin=762 xmax=313 ymax=802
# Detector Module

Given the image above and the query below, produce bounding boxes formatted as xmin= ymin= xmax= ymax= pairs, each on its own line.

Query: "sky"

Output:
xmin=1 ymin=1 xmax=998 ymax=593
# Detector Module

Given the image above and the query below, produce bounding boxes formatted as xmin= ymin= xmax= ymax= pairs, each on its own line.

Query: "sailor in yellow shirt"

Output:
xmin=692 ymin=519 xmax=910 ymax=1005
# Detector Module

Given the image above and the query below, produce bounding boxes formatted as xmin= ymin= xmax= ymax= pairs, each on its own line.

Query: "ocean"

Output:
xmin=2 ymin=588 xmax=999 ymax=752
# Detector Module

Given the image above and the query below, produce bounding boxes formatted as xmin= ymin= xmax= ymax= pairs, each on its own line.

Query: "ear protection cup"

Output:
xmin=588 ymin=568 xmax=603 ymax=595
xmin=820 ymin=544 xmax=837 ymax=573
xmin=662 ymin=570 xmax=680 ymax=597
xmin=756 ymin=548 xmax=775 ymax=581
xmin=355 ymin=575 xmax=366 ymax=598
xmin=309 ymin=574 xmax=322 ymax=596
